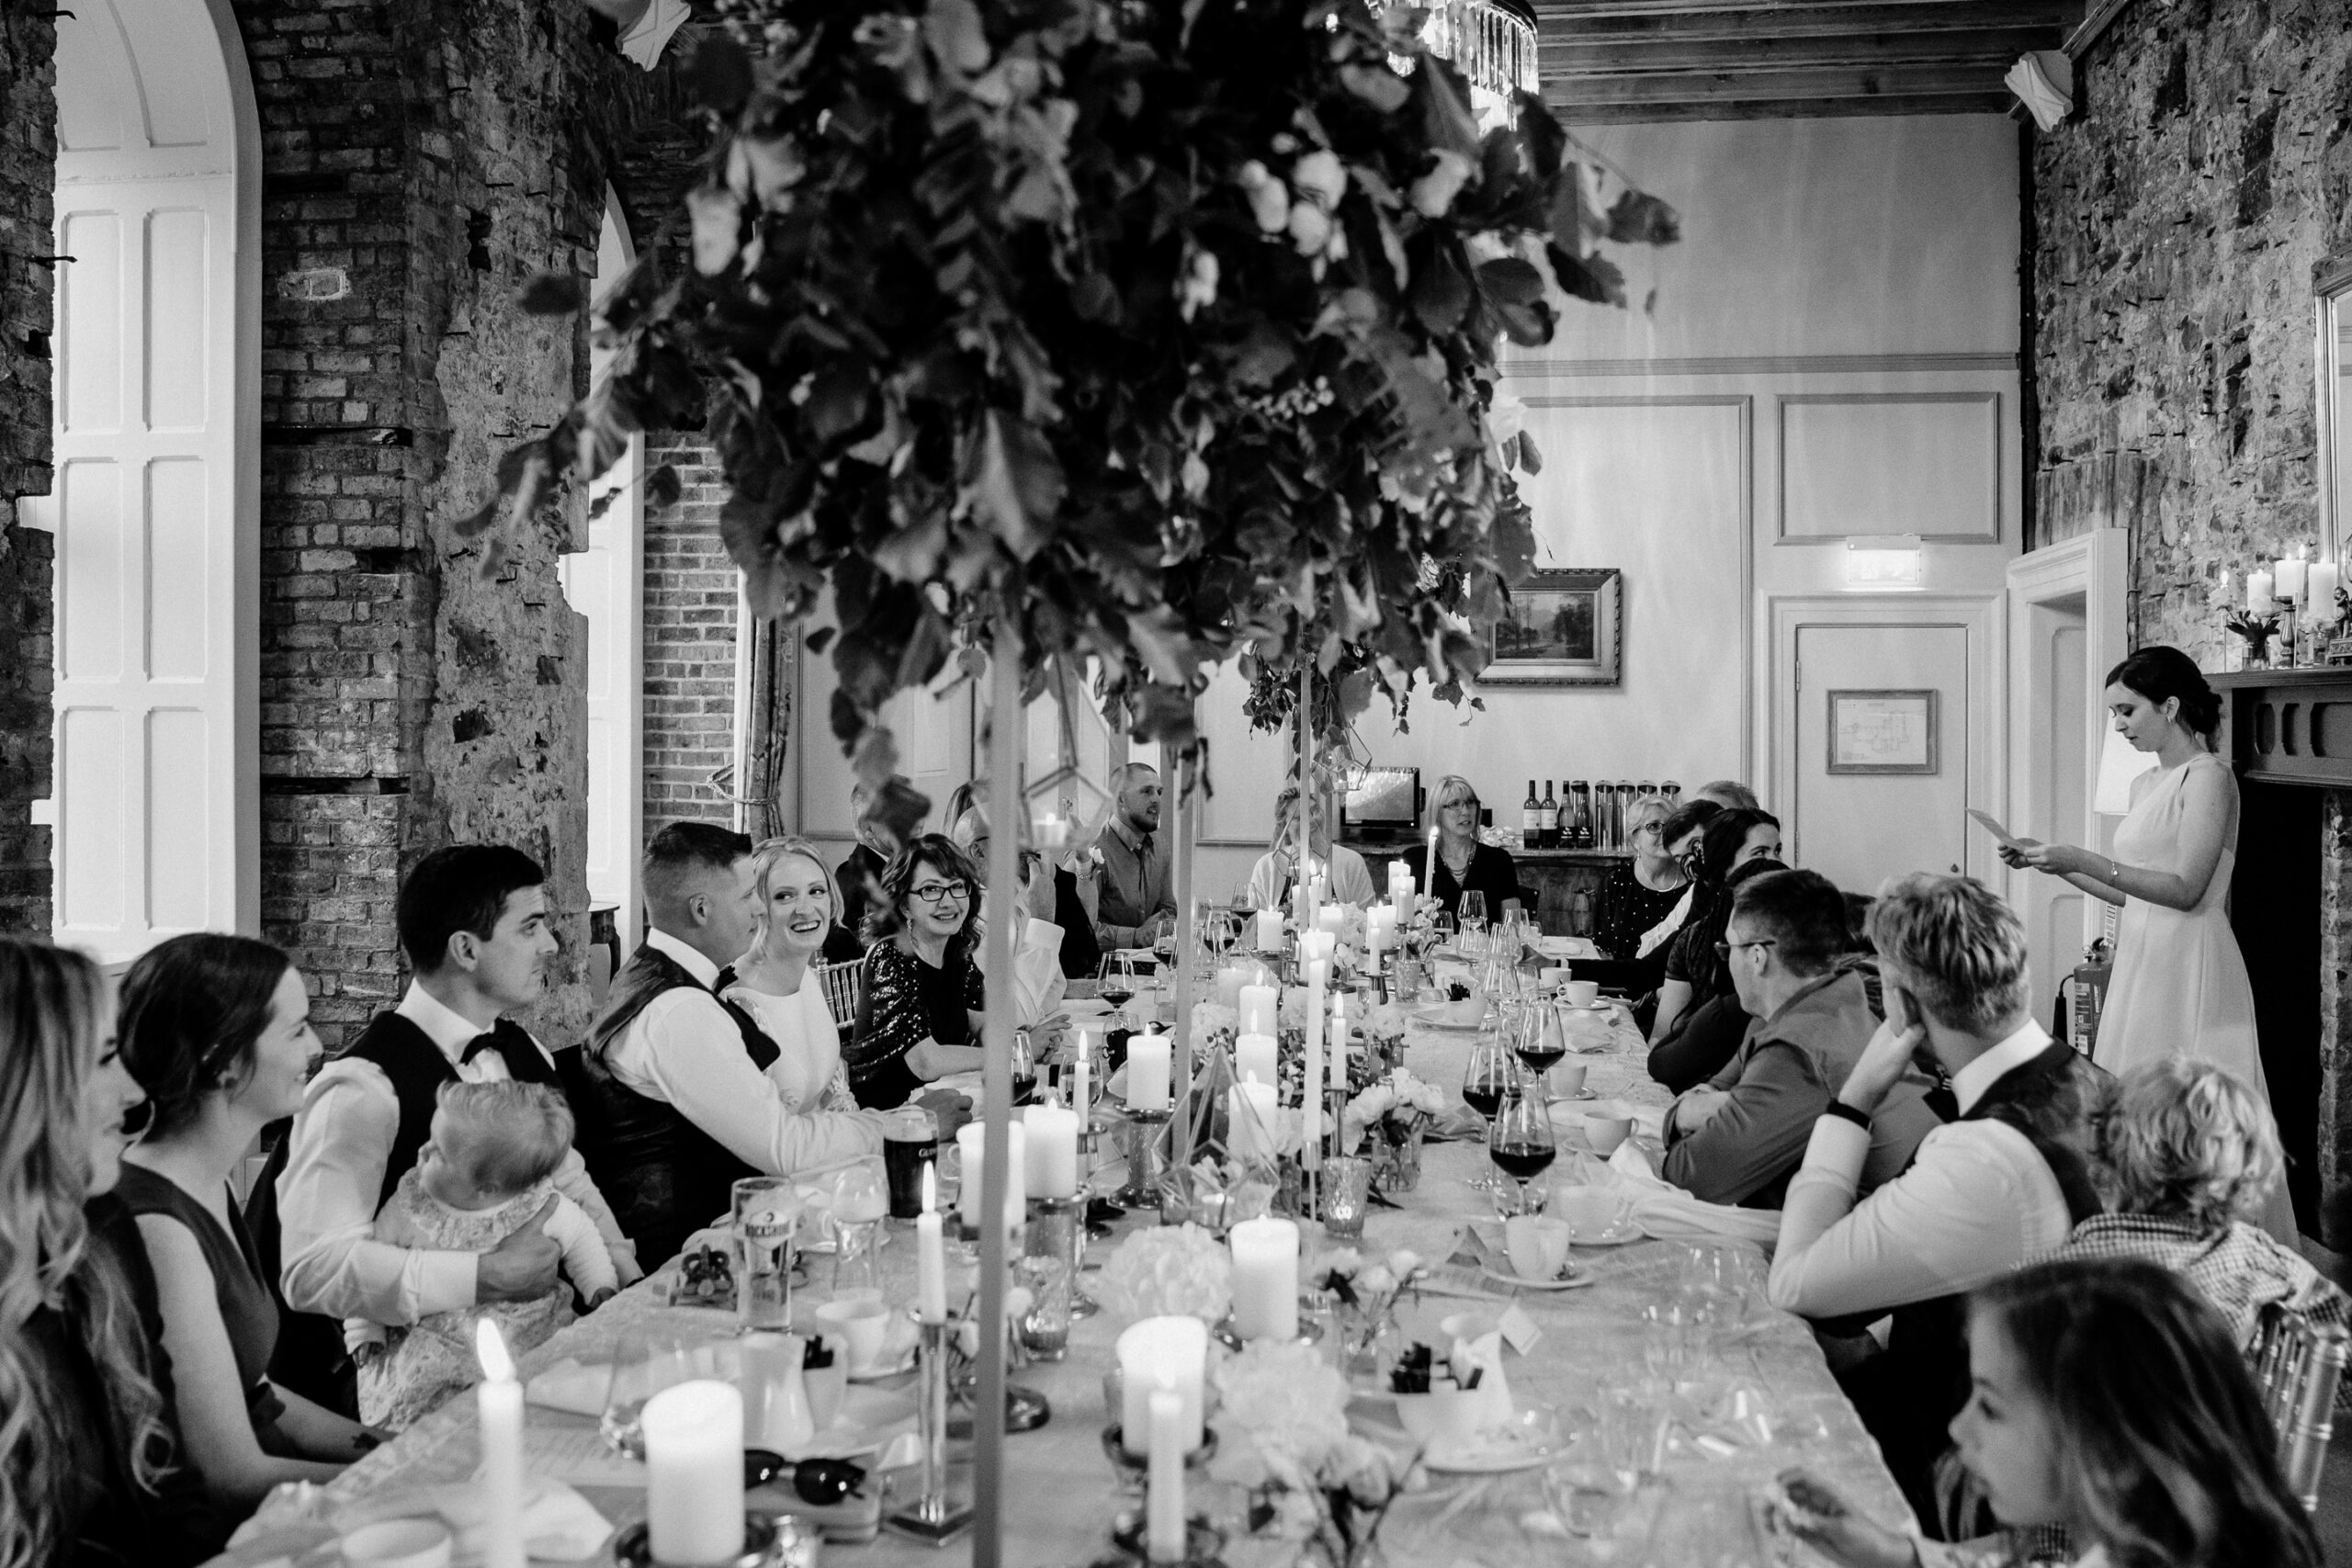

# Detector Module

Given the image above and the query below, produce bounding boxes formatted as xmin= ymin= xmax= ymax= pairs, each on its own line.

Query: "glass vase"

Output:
xmin=1338 ymin=1303 xmax=1402 ymax=1382
xmin=1373 ymin=1120 xmax=1424 ymax=1194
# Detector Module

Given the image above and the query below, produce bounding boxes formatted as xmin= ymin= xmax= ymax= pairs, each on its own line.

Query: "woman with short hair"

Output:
xmin=848 ymin=835 xmax=989 ymax=1108
xmin=0 ymin=935 xmax=226 ymax=1567
xmin=1589 ymin=795 xmax=1698 ymax=983
xmin=117 ymin=934 xmax=379 ymax=1507
xmin=1423 ymin=774 xmax=1522 ymax=924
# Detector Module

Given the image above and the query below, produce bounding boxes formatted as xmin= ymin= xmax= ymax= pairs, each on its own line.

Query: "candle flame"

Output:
xmin=922 ymin=1162 xmax=936 ymax=1215
xmin=476 ymin=1317 xmax=515 ymax=1382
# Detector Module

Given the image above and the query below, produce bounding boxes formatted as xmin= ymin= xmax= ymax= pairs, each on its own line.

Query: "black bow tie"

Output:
xmin=713 ymin=965 xmax=739 ymax=993
xmin=460 ymin=1022 xmax=519 ymax=1066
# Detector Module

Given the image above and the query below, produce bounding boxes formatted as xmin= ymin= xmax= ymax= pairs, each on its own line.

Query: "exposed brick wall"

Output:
xmin=642 ymin=437 xmax=738 ymax=833
xmin=2030 ymin=0 xmax=2352 ymax=660
xmin=0 ymin=6 xmax=54 ymax=934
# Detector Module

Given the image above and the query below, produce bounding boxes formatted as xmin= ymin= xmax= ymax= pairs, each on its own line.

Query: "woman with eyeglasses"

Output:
xmin=1590 ymin=796 xmax=1712 ymax=987
xmin=846 ymin=835 xmax=990 ymax=1109
xmin=1647 ymin=807 xmax=1785 ymax=1061
xmin=1424 ymin=775 xmax=1525 ymax=924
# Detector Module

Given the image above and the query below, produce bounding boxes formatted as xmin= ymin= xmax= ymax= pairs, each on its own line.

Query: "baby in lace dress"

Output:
xmin=346 ymin=1081 xmax=618 ymax=1429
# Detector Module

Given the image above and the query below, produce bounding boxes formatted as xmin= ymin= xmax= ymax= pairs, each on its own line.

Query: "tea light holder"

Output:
xmin=1099 ymin=1424 xmax=1219 ymax=1495
xmin=883 ymin=1317 xmax=973 ymax=1545
xmin=1114 ymin=1108 xmax=1172 ymax=1208
xmin=1098 ymin=1508 xmax=1227 ymax=1567
xmin=613 ymin=1513 xmax=820 ymax=1568
xmin=1030 ymin=1188 xmax=1096 ymax=1320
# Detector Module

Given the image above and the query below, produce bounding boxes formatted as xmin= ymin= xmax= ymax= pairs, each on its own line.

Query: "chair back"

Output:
xmin=2250 ymin=1302 xmax=2350 ymax=1510
xmin=813 ymin=959 xmax=865 ymax=1035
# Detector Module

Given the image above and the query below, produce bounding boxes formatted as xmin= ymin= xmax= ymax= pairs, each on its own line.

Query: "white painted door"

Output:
xmin=2013 ymin=600 xmax=2087 ymax=1021
xmin=560 ymin=199 xmax=644 ymax=950
xmin=1792 ymin=623 xmax=1972 ymax=895
xmin=39 ymin=0 xmax=252 ymax=959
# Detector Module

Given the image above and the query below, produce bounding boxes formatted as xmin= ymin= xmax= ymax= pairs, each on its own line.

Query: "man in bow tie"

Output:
xmin=262 ymin=845 xmax=640 ymax=1416
xmin=1094 ymin=761 xmax=1176 ymax=952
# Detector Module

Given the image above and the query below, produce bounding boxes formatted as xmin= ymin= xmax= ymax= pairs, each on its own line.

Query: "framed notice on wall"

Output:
xmin=1826 ymin=689 xmax=1939 ymax=774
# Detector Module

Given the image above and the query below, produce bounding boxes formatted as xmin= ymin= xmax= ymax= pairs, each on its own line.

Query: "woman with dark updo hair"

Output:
xmin=1999 ymin=647 xmax=2281 ymax=1235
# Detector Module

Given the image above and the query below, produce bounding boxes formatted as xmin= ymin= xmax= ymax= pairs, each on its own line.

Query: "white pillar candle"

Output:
xmin=1214 ymin=962 xmax=1252 ymax=1012
xmin=1117 ymin=1315 xmax=1207 ymax=1455
xmin=2278 ymin=554 xmax=2308 ymax=602
xmin=2312 ymin=561 xmax=2341 ymax=615
xmin=1237 ymin=984 xmax=1279 ymax=1037
xmin=1316 ymin=904 xmax=1346 ymax=936
xmin=1229 ymin=1076 xmax=1279 ymax=1165
xmin=2250 ymin=567 xmax=2277 ymax=611
xmin=1233 ymin=1032 xmax=1278 ymax=1089
xmin=1227 ymin=1216 xmax=1299 ymax=1342
xmin=916 ymin=1165 xmax=946 ymax=1323
xmin=1126 ymin=1032 xmax=1172 ymax=1112
xmin=474 ymin=1322 xmax=525 ymax=1568
xmin=643 ymin=1380 xmax=746 ymax=1564
xmin=1254 ymin=908 xmax=1283 ymax=950
xmin=956 ymin=1121 xmax=1026 ymax=1237
xmin=1147 ymin=1388 xmax=1185 ymax=1564
xmin=1022 ymin=1101 xmax=1081 ymax=1199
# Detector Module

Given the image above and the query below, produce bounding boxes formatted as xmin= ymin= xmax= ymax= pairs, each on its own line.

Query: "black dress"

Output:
xmin=1590 ymin=864 xmax=1690 ymax=964
xmin=117 ymin=1166 xmax=290 ymax=1453
xmin=847 ymin=941 xmax=985 ymax=1109
xmin=1427 ymin=842 xmax=1523 ymax=921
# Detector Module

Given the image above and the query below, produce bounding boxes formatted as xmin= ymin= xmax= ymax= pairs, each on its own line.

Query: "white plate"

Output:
xmin=1548 ymin=1089 xmax=1599 ymax=1104
xmin=1478 ymin=1263 xmax=1594 ymax=1292
xmin=1411 ymin=1004 xmax=1488 ymax=1032
xmin=1421 ymin=1409 xmax=1566 ymax=1473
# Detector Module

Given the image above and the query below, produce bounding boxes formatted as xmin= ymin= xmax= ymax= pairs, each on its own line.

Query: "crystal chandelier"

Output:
xmin=1372 ymin=0 xmax=1541 ymax=125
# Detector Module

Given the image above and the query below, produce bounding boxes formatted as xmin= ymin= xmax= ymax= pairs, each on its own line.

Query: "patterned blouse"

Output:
xmin=847 ymin=939 xmax=984 ymax=1109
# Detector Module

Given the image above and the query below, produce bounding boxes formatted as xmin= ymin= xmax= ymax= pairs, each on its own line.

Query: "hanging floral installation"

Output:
xmin=487 ymin=0 xmax=1677 ymax=807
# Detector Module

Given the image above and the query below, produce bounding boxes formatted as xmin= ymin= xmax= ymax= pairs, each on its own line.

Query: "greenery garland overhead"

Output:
xmin=492 ymin=0 xmax=1676 ymax=803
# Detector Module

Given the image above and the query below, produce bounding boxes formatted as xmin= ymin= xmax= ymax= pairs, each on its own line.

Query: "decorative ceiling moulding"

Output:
xmin=2061 ymin=0 xmax=2138 ymax=59
xmin=1775 ymin=390 xmax=2005 ymax=547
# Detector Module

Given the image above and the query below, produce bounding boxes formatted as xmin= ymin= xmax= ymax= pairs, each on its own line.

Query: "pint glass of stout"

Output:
xmin=883 ymin=1107 xmax=938 ymax=1220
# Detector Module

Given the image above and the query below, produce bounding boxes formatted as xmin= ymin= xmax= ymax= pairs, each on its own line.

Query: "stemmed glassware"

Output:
xmin=1096 ymin=953 xmax=1136 ymax=1021
xmin=1460 ymin=1035 xmax=1513 ymax=1193
xmin=1487 ymin=1073 xmax=1557 ymax=1216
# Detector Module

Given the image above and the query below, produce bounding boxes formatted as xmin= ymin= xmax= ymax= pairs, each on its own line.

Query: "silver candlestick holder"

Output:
xmin=1114 ymin=1108 xmax=1171 ymax=1208
xmin=883 ymin=1316 xmax=972 ymax=1545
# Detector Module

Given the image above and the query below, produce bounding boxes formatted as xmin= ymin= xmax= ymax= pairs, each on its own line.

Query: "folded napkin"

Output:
xmin=1422 ymin=1103 xmax=1490 ymax=1143
xmin=526 ymin=1357 xmax=612 ymax=1417
xmin=328 ymin=1478 xmax=612 ymax=1563
xmin=1577 ymin=1143 xmax=1782 ymax=1248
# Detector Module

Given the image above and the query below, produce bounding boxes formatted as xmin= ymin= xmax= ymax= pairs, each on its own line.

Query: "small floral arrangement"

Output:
xmin=2226 ymin=610 xmax=2281 ymax=662
xmin=1209 ymin=1340 xmax=1416 ymax=1563
xmin=1343 ymin=1068 xmax=1444 ymax=1146
xmin=1094 ymin=1223 xmax=1233 ymax=1325
xmin=1316 ymin=1246 xmax=1425 ymax=1320
xmin=1363 ymin=1000 xmax=1410 ymax=1054
xmin=1190 ymin=1001 xmax=1238 ymax=1054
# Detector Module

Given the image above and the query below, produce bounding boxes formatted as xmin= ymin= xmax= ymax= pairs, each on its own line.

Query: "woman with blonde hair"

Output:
xmin=1247 ymin=784 xmax=1376 ymax=908
xmin=1589 ymin=794 xmax=1694 ymax=977
xmin=725 ymin=836 xmax=887 ymax=1119
xmin=0 ymin=935 xmax=222 ymax=1566
xmin=1424 ymin=774 xmax=1522 ymax=923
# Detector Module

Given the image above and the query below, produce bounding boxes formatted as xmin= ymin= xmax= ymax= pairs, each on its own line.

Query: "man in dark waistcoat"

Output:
xmin=560 ymin=823 xmax=963 ymax=1272
xmin=250 ymin=846 xmax=640 ymax=1416
xmin=1765 ymin=873 xmax=2111 ymax=1528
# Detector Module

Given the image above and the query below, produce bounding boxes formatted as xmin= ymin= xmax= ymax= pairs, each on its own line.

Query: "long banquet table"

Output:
xmin=209 ymin=991 xmax=1908 ymax=1567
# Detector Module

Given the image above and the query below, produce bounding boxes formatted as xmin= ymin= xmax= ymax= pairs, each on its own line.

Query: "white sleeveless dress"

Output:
xmin=2095 ymin=751 xmax=2295 ymax=1239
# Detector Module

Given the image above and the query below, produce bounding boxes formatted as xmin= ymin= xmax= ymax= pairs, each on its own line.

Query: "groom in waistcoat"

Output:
xmin=253 ymin=845 xmax=641 ymax=1417
xmin=559 ymin=823 xmax=953 ymax=1273
xmin=1762 ymin=872 xmax=2111 ymax=1529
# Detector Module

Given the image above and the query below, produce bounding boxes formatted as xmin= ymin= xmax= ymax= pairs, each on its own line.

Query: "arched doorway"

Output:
xmin=36 ymin=0 xmax=259 ymax=958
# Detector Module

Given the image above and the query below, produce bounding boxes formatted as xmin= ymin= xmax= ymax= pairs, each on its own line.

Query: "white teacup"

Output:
xmin=1538 ymin=966 xmax=1570 ymax=993
xmin=1502 ymin=1214 xmax=1572 ymax=1281
xmin=1550 ymin=1060 xmax=1588 ymax=1098
xmin=1563 ymin=979 xmax=1601 ymax=1008
xmin=1555 ymin=1185 xmax=1630 ymax=1241
xmin=815 ymin=1294 xmax=892 ymax=1372
xmin=1581 ymin=1104 xmax=1634 ymax=1156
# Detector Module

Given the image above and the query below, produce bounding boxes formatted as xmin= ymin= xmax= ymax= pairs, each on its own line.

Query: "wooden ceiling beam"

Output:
xmin=1558 ymin=90 xmax=2016 ymax=120
xmin=1538 ymin=0 xmax=2076 ymax=43
xmin=1544 ymin=27 xmax=2053 ymax=72
xmin=1532 ymin=0 xmax=2046 ymax=17
xmin=1546 ymin=60 xmax=2007 ymax=104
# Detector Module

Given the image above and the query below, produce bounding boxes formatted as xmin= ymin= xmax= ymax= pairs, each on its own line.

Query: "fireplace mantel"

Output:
xmin=2213 ymin=669 xmax=2352 ymax=790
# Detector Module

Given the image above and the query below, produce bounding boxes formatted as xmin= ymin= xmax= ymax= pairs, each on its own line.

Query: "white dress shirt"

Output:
xmin=1767 ymin=1021 xmax=2075 ymax=1320
xmin=601 ymin=928 xmax=888 ymax=1176
xmin=277 ymin=981 xmax=641 ymax=1325
xmin=1245 ymin=845 xmax=1378 ymax=909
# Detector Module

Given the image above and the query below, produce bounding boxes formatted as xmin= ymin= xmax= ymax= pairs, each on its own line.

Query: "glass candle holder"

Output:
xmin=1321 ymin=1156 xmax=1373 ymax=1239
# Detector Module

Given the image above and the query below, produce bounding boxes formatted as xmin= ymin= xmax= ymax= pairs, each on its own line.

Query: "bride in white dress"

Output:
xmin=725 ymin=836 xmax=865 ymax=1114
xmin=2003 ymin=647 xmax=2293 ymax=1240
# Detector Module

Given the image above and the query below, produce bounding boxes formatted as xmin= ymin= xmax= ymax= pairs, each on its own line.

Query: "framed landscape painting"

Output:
xmin=1480 ymin=568 xmax=1624 ymax=687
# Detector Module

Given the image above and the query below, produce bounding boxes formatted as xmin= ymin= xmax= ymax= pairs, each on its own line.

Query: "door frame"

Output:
xmin=2005 ymin=528 xmax=2129 ymax=953
xmin=1768 ymin=592 xmax=2006 ymax=880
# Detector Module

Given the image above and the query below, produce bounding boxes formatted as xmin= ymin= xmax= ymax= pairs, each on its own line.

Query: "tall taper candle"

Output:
xmin=475 ymin=1321 xmax=525 ymax=1568
xmin=916 ymin=1164 xmax=947 ymax=1323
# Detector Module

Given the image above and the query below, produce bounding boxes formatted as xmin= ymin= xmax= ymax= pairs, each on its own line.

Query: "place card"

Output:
xmin=1497 ymin=1303 xmax=1542 ymax=1356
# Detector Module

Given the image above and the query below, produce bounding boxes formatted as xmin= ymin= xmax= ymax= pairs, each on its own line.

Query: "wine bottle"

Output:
xmin=1521 ymin=779 xmax=1541 ymax=847
xmin=1539 ymin=781 xmax=1559 ymax=849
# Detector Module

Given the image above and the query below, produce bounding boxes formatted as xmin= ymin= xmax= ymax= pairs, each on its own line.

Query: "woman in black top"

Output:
xmin=0 ymin=935 xmax=224 ymax=1568
xmin=1424 ymin=774 xmax=1524 ymax=923
xmin=849 ymin=835 xmax=989 ymax=1108
xmin=118 ymin=935 xmax=379 ymax=1508
xmin=1591 ymin=797 xmax=1712 ymax=971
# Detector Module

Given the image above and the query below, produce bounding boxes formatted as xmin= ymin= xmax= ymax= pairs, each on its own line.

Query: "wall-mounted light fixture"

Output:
xmin=1843 ymin=535 xmax=1925 ymax=591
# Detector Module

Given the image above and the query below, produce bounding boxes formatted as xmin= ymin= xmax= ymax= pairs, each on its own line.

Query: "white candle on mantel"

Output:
xmin=1254 ymin=908 xmax=1283 ymax=951
xmin=643 ymin=1380 xmax=746 ymax=1564
xmin=916 ymin=1165 xmax=947 ymax=1323
xmin=1227 ymin=1216 xmax=1300 ymax=1342
xmin=1117 ymin=1315 xmax=1207 ymax=1455
xmin=2249 ymin=567 xmax=2277 ymax=612
xmin=956 ymin=1120 xmax=1026 ymax=1238
xmin=1023 ymin=1100 xmax=1081 ymax=1199
xmin=1147 ymin=1388 xmax=1186 ymax=1565
xmin=1234 ymin=1031 xmax=1278 ymax=1089
xmin=1126 ymin=1032 xmax=1172 ymax=1112
xmin=2278 ymin=554 xmax=2309 ymax=603
xmin=1237 ymin=983 xmax=1279 ymax=1038
xmin=475 ymin=1321 xmax=525 ymax=1568
xmin=1229 ymin=1076 xmax=1279 ymax=1165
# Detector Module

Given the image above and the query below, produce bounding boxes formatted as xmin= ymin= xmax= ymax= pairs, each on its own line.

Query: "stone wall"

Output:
xmin=2030 ymin=0 xmax=2352 ymax=660
xmin=0 ymin=6 xmax=52 ymax=934
xmin=642 ymin=437 xmax=739 ymax=835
